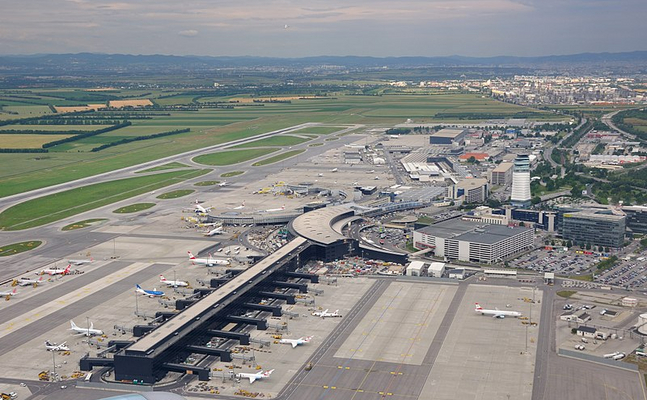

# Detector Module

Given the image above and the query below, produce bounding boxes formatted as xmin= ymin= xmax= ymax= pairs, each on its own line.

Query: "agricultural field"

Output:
xmin=0 ymin=89 xmax=563 ymax=198
xmin=0 ymin=134 xmax=72 ymax=148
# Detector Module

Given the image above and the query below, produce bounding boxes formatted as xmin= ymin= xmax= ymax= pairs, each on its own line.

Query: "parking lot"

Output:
xmin=510 ymin=247 xmax=604 ymax=276
xmin=594 ymin=250 xmax=647 ymax=291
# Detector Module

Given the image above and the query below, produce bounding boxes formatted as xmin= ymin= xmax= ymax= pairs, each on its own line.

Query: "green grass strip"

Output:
xmin=193 ymin=148 xmax=278 ymax=166
xmin=221 ymin=171 xmax=244 ymax=178
xmin=137 ymin=162 xmax=190 ymax=173
xmin=231 ymin=135 xmax=311 ymax=148
xmin=62 ymin=218 xmax=107 ymax=231
xmin=194 ymin=180 xmax=220 ymax=186
xmin=0 ymin=169 xmax=209 ymax=230
xmin=252 ymin=149 xmax=305 ymax=166
xmin=156 ymin=189 xmax=195 ymax=199
xmin=114 ymin=203 xmax=156 ymax=213
xmin=0 ymin=240 xmax=42 ymax=256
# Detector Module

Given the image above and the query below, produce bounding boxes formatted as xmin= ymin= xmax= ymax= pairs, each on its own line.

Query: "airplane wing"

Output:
xmin=291 ymin=342 xmax=298 ymax=348
xmin=248 ymin=376 xmax=256 ymax=384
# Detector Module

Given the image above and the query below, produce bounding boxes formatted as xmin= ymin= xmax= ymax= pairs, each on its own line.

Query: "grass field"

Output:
xmin=113 ymin=203 xmax=156 ymax=213
xmin=156 ymin=189 xmax=194 ymax=199
xmin=0 ymin=169 xmax=209 ymax=230
xmin=194 ymin=180 xmax=220 ymax=186
xmin=0 ymin=134 xmax=73 ymax=148
xmin=252 ymin=149 xmax=305 ymax=166
xmin=293 ymin=126 xmax=342 ymax=135
xmin=308 ymin=143 xmax=324 ymax=147
xmin=0 ymin=90 xmax=563 ymax=198
xmin=0 ymin=241 xmax=42 ymax=256
xmin=231 ymin=135 xmax=312 ymax=148
xmin=193 ymin=148 xmax=278 ymax=166
xmin=61 ymin=219 xmax=107 ymax=231
xmin=137 ymin=162 xmax=190 ymax=173
xmin=221 ymin=171 xmax=244 ymax=177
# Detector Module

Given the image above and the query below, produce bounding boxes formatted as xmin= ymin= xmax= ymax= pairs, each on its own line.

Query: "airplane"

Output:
xmin=70 ymin=320 xmax=103 ymax=336
xmin=0 ymin=288 xmax=17 ymax=298
xmin=279 ymin=336 xmax=313 ymax=348
xmin=474 ymin=303 xmax=522 ymax=319
xmin=218 ymin=181 xmax=228 ymax=187
xmin=236 ymin=369 xmax=275 ymax=384
xmin=16 ymin=276 xmax=45 ymax=287
xmin=204 ymin=227 xmax=224 ymax=236
xmin=188 ymin=251 xmax=230 ymax=266
xmin=233 ymin=201 xmax=245 ymax=210
xmin=312 ymin=309 xmax=341 ymax=318
xmin=317 ymin=173 xmax=324 ymax=177
xmin=68 ymin=258 xmax=93 ymax=266
xmin=45 ymin=340 xmax=69 ymax=351
xmin=330 ymin=168 xmax=338 ymax=172
xmin=262 ymin=205 xmax=285 ymax=213
xmin=136 ymin=284 xmax=165 ymax=298
xmin=194 ymin=204 xmax=212 ymax=214
xmin=39 ymin=265 xmax=71 ymax=276
xmin=159 ymin=275 xmax=188 ymax=288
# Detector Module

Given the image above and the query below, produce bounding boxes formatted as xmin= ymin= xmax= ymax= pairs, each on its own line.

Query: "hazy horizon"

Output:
xmin=2 ymin=0 xmax=646 ymax=58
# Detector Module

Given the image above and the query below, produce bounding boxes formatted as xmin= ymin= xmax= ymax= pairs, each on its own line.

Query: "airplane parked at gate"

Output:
xmin=194 ymin=204 xmax=212 ymax=214
xmin=70 ymin=320 xmax=103 ymax=336
xmin=159 ymin=275 xmax=188 ymax=288
xmin=261 ymin=205 xmax=285 ymax=213
xmin=279 ymin=336 xmax=313 ymax=348
xmin=474 ymin=303 xmax=522 ymax=318
xmin=16 ymin=276 xmax=45 ymax=286
xmin=188 ymin=251 xmax=230 ymax=266
xmin=236 ymin=369 xmax=275 ymax=384
xmin=203 ymin=227 xmax=224 ymax=236
xmin=45 ymin=341 xmax=69 ymax=351
xmin=312 ymin=309 xmax=341 ymax=318
xmin=136 ymin=284 xmax=165 ymax=298
xmin=68 ymin=258 xmax=93 ymax=265
xmin=39 ymin=265 xmax=71 ymax=276
xmin=0 ymin=288 xmax=17 ymax=298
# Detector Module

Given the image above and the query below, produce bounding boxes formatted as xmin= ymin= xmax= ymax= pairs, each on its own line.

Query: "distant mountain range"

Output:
xmin=1 ymin=51 xmax=647 ymax=70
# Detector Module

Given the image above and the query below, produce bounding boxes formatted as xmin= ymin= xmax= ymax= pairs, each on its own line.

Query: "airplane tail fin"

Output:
xmin=45 ymin=340 xmax=52 ymax=346
xmin=160 ymin=275 xmax=166 ymax=281
xmin=136 ymin=284 xmax=142 ymax=290
xmin=188 ymin=251 xmax=196 ymax=260
xmin=90 ymin=321 xmax=94 ymax=330
xmin=475 ymin=303 xmax=483 ymax=310
xmin=263 ymin=369 xmax=275 ymax=377
xmin=70 ymin=320 xmax=78 ymax=329
xmin=63 ymin=264 xmax=71 ymax=274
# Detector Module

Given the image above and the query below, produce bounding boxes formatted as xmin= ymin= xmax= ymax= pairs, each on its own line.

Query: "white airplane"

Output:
xmin=218 ymin=181 xmax=228 ymax=187
xmin=68 ymin=258 xmax=93 ymax=265
xmin=188 ymin=251 xmax=230 ymax=266
xmin=262 ymin=205 xmax=285 ymax=213
xmin=474 ymin=303 xmax=522 ymax=319
xmin=45 ymin=340 xmax=69 ymax=351
xmin=0 ymin=288 xmax=17 ymax=297
xmin=330 ymin=168 xmax=338 ymax=172
xmin=39 ymin=264 xmax=71 ymax=276
xmin=204 ymin=227 xmax=224 ymax=236
xmin=136 ymin=284 xmax=165 ymax=298
xmin=279 ymin=336 xmax=313 ymax=348
xmin=312 ymin=309 xmax=341 ymax=318
xmin=70 ymin=320 xmax=103 ymax=336
xmin=236 ymin=369 xmax=275 ymax=384
xmin=16 ymin=276 xmax=45 ymax=287
xmin=233 ymin=201 xmax=245 ymax=210
xmin=194 ymin=204 xmax=212 ymax=214
xmin=159 ymin=275 xmax=188 ymax=288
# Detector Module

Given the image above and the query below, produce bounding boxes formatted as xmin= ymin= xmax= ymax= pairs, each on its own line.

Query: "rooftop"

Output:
xmin=417 ymin=218 xmax=531 ymax=245
xmin=432 ymin=128 xmax=466 ymax=138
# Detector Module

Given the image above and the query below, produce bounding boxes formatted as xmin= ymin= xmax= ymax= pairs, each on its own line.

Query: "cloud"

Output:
xmin=178 ymin=29 xmax=199 ymax=37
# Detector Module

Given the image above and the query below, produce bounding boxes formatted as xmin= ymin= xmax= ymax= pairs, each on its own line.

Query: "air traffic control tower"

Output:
xmin=511 ymin=154 xmax=531 ymax=207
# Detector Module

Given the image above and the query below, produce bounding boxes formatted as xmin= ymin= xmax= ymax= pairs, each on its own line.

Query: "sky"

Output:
xmin=1 ymin=0 xmax=646 ymax=57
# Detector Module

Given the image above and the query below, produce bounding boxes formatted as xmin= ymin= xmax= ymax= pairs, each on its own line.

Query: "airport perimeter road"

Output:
xmin=0 ymin=262 xmax=172 ymax=356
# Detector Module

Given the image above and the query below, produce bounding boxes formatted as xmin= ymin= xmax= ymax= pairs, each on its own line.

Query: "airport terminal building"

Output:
xmin=413 ymin=218 xmax=533 ymax=264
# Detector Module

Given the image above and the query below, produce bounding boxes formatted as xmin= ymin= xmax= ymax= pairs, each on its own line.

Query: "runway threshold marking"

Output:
xmin=0 ymin=262 xmax=152 ymax=337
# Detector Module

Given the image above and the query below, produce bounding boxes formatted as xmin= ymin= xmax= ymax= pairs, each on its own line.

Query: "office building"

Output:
xmin=490 ymin=162 xmax=513 ymax=186
xmin=557 ymin=208 xmax=625 ymax=248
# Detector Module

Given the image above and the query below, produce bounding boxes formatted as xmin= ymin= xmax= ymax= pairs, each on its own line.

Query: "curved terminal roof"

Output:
xmin=291 ymin=205 xmax=354 ymax=245
xmin=100 ymin=393 xmax=186 ymax=400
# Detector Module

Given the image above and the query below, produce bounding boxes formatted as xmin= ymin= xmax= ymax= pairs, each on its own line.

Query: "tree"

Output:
xmin=567 ymin=240 xmax=573 ymax=248
xmin=519 ymin=221 xmax=525 ymax=227
xmin=531 ymin=196 xmax=542 ymax=205
xmin=585 ymin=243 xmax=592 ymax=250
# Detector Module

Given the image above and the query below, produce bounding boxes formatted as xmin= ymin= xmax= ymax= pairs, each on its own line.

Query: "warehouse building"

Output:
xmin=412 ymin=218 xmax=533 ymax=264
xmin=429 ymin=128 xmax=467 ymax=145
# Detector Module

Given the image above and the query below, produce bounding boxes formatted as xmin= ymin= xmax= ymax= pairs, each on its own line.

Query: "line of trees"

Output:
xmin=0 ymin=148 xmax=48 ymax=153
xmin=90 ymin=128 xmax=190 ymax=152
xmin=42 ymin=121 xmax=131 ymax=148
